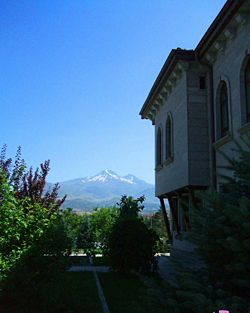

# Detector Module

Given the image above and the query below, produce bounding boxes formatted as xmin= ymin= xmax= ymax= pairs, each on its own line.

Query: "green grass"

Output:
xmin=0 ymin=272 xmax=102 ymax=313
xmin=99 ymin=272 xmax=167 ymax=313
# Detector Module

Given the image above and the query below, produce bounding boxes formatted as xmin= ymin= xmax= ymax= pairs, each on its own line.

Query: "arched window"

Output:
xmin=156 ymin=127 xmax=162 ymax=167
xmin=245 ymin=59 xmax=250 ymax=123
xmin=165 ymin=114 xmax=173 ymax=160
xmin=219 ymin=82 xmax=229 ymax=138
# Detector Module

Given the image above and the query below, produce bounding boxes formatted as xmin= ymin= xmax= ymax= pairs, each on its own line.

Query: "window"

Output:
xmin=245 ymin=59 xmax=250 ymax=123
xmin=165 ymin=114 xmax=173 ymax=160
xmin=156 ymin=127 xmax=162 ymax=167
xmin=219 ymin=81 xmax=229 ymax=138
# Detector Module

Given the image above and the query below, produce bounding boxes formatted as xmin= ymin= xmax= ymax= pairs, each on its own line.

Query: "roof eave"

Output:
xmin=139 ymin=49 xmax=195 ymax=119
xmin=195 ymin=0 xmax=245 ymax=58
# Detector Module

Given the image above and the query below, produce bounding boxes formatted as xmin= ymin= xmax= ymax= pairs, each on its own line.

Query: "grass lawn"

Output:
xmin=99 ymin=272 xmax=167 ymax=313
xmin=0 ymin=272 xmax=102 ymax=313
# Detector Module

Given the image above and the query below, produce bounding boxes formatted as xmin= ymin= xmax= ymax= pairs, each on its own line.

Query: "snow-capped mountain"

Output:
xmin=87 ymin=170 xmax=135 ymax=184
xmin=48 ymin=170 xmax=159 ymax=212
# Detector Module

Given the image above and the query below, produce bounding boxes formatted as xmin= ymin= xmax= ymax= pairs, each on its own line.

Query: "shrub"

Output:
xmin=107 ymin=196 xmax=158 ymax=274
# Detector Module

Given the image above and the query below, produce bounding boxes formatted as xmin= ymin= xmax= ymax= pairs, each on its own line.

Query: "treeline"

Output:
xmin=63 ymin=206 xmax=169 ymax=256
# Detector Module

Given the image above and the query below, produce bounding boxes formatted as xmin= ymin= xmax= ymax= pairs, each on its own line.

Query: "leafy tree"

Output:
xmin=76 ymin=216 xmax=95 ymax=255
xmin=90 ymin=206 xmax=119 ymax=253
xmin=61 ymin=208 xmax=86 ymax=252
xmin=0 ymin=144 xmax=66 ymax=215
xmin=0 ymin=145 xmax=69 ymax=281
xmin=107 ymin=196 xmax=158 ymax=274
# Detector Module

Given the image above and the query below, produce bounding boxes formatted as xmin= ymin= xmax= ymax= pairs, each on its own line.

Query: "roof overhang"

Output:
xmin=140 ymin=0 xmax=249 ymax=123
xmin=139 ymin=49 xmax=195 ymax=122
xmin=196 ymin=0 xmax=245 ymax=59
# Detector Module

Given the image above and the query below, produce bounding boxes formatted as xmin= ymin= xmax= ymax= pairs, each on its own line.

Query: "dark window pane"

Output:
xmin=157 ymin=128 xmax=162 ymax=166
xmin=165 ymin=116 xmax=172 ymax=159
xmin=245 ymin=60 xmax=250 ymax=123
xmin=220 ymin=82 xmax=229 ymax=138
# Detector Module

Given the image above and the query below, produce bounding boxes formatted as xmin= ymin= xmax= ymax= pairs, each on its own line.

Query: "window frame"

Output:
xmin=220 ymin=82 xmax=229 ymax=138
xmin=215 ymin=79 xmax=231 ymax=142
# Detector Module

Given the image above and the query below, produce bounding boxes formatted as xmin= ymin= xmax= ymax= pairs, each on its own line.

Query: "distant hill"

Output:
xmin=47 ymin=170 xmax=160 ymax=212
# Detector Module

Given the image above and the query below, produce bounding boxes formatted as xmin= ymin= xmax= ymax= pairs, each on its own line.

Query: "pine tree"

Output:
xmin=165 ymin=137 xmax=250 ymax=313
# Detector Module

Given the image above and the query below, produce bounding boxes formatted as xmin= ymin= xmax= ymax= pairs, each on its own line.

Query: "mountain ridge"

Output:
xmin=47 ymin=170 xmax=159 ymax=212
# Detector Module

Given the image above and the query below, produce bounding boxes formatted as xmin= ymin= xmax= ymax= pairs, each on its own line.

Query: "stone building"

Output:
xmin=139 ymin=0 xmax=250 ymax=255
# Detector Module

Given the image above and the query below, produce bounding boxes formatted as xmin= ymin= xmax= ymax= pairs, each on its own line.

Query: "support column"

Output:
xmin=158 ymin=196 xmax=172 ymax=241
xmin=168 ymin=196 xmax=181 ymax=234
xmin=189 ymin=188 xmax=199 ymax=210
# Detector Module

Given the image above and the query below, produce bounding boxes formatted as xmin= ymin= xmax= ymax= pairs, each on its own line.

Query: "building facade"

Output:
xmin=140 ymin=0 xmax=250 ymax=254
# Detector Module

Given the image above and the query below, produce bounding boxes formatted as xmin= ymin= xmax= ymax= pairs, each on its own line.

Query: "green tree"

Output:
xmin=0 ymin=147 xmax=72 ymax=301
xmin=76 ymin=216 xmax=95 ymax=255
xmin=90 ymin=206 xmax=119 ymax=253
xmin=190 ymin=140 xmax=250 ymax=311
xmin=107 ymin=196 xmax=158 ymax=274
xmin=61 ymin=208 xmax=85 ymax=252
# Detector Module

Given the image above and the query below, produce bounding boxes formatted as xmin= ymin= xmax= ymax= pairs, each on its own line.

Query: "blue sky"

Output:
xmin=0 ymin=0 xmax=226 ymax=184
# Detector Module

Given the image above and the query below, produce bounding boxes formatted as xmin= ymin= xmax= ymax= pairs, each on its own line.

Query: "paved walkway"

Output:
xmin=68 ymin=256 xmax=111 ymax=313
xmin=68 ymin=265 xmax=110 ymax=272
xmin=93 ymin=270 xmax=110 ymax=313
xmin=69 ymin=254 xmax=179 ymax=286
xmin=157 ymin=255 xmax=179 ymax=287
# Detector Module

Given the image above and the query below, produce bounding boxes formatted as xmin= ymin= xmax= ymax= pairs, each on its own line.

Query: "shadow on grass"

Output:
xmin=0 ymin=272 xmax=102 ymax=313
xmin=99 ymin=272 xmax=167 ymax=313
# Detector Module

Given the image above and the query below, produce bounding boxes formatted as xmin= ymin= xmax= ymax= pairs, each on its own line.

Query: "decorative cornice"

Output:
xmin=198 ymin=0 xmax=250 ymax=65
xmin=140 ymin=50 xmax=194 ymax=122
xmin=196 ymin=0 xmax=246 ymax=58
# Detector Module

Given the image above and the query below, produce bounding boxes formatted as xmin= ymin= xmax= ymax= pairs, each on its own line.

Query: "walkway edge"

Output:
xmin=93 ymin=271 xmax=111 ymax=313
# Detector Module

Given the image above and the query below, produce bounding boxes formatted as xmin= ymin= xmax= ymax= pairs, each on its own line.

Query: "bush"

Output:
xmin=107 ymin=196 xmax=158 ymax=274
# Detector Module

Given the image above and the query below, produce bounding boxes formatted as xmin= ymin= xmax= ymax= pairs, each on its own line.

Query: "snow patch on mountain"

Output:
xmin=88 ymin=169 xmax=135 ymax=184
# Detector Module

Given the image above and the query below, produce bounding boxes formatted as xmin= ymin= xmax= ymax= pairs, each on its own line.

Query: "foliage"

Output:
xmin=61 ymin=208 xmax=86 ymax=251
xmin=0 ymin=144 xmax=66 ymax=215
xmin=0 ymin=145 xmax=70 ymax=296
xmin=107 ymin=196 xmax=158 ymax=274
xmin=90 ymin=206 xmax=119 ymax=253
xmin=76 ymin=215 xmax=95 ymax=255
xmin=2 ymin=216 xmax=72 ymax=303
xmin=143 ymin=210 xmax=169 ymax=252
xmin=165 ymin=139 xmax=250 ymax=313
